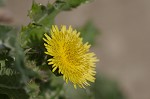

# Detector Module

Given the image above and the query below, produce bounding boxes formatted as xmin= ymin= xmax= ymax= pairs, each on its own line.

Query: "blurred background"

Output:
xmin=1 ymin=0 xmax=150 ymax=99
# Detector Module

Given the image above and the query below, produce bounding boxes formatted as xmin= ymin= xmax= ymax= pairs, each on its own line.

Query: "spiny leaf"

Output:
xmin=0 ymin=26 xmax=33 ymax=99
xmin=0 ymin=87 xmax=29 ymax=99
xmin=20 ymin=2 xmax=60 ymax=65
xmin=28 ymin=2 xmax=57 ymax=26
xmin=20 ymin=23 xmax=45 ymax=48
xmin=0 ymin=44 xmax=10 ymax=59
xmin=56 ymin=0 xmax=92 ymax=10
xmin=0 ymin=75 xmax=21 ymax=88
xmin=0 ymin=26 xmax=35 ymax=83
xmin=66 ymin=0 xmax=91 ymax=8
xmin=0 ymin=72 xmax=29 ymax=99
xmin=14 ymin=41 xmax=36 ymax=84
xmin=28 ymin=1 xmax=48 ymax=22
xmin=0 ymin=44 xmax=17 ymax=76
xmin=20 ymin=2 xmax=58 ymax=48
xmin=20 ymin=24 xmax=46 ymax=66
xmin=20 ymin=0 xmax=92 ymax=48
xmin=26 ymin=81 xmax=40 ymax=99
xmin=21 ymin=0 xmax=92 ymax=48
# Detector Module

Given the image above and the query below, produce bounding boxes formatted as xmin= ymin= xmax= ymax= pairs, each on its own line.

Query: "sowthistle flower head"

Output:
xmin=43 ymin=25 xmax=98 ymax=88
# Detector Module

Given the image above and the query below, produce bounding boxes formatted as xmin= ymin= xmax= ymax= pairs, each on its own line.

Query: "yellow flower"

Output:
xmin=43 ymin=25 xmax=98 ymax=88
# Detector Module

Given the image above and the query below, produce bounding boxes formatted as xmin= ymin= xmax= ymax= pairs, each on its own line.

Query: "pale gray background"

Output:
xmin=3 ymin=0 xmax=150 ymax=99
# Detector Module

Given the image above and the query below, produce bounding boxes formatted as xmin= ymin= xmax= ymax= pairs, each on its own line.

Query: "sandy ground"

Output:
xmin=3 ymin=0 xmax=150 ymax=99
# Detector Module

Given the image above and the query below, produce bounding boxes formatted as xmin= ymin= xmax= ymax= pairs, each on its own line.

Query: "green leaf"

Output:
xmin=78 ymin=21 xmax=100 ymax=45
xmin=0 ymin=75 xmax=21 ymax=89
xmin=26 ymin=81 xmax=40 ymax=99
xmin=20 ymin=2 xmax=61 ymax=65
xmin=28 ymin=2 xmax=58 ymax=26
xmin=20 ymin=23 xmax=45 ymax=48
xmin=0 ymin=69 xmax=29 ymax=99
xmin=21 ymin=0 xmax=92 ymax=48
xmin=66 ymin=0 xmax=91 ymax=8
xmin=20 ymin=24 xmax=46 ymax=66
xmin=0 ymin=27 xmax=33 ymax=99
xmin=14 ymin=40 xmax=37 ymax=84
xmin=0 ymin=86 xmax=29 ymax=99
xmin=0 ymin=44 xmax=17 ymax=76
xmin=20 ymin=2 xmax=58 ymax=48
xmin=0 ymin=26 xmax=35 ymax=83
xmin=55 ymin=0 xmax=91 ymax=10
xmin=29 ymin=1 xmax=48 ymax=22
xmin=0 ymin=44 xmax=10 ymax=59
